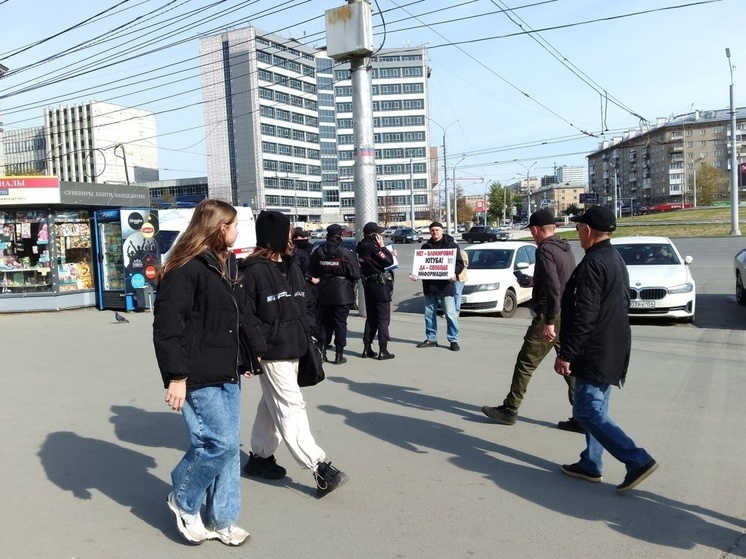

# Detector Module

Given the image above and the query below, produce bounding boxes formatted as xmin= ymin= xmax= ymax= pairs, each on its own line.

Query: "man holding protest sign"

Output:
xmin=410 ymin=222 xmax=464 ymax=351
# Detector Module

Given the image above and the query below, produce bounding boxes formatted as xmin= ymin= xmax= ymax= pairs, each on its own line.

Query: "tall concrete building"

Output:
xmin=44 ymin=101 xmax=159 ymax=184
xmin=199 ymin=27 xmax=433 ymax=224
xmin=2 ymin=126 xmax=45 ymax=176
xmin=587 ymin=108 xmax=746 ymax=208
xmin=556 ymin=165 xmax=584 ymax=185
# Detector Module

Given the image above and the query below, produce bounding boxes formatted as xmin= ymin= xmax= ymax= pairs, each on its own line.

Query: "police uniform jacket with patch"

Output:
xmin=310 ymin=238 xmax=362 ymax=306
xmin=153 ymin=251 xmax=266 ymax=389
xmin=356 ymin=236 xmax=395 ymax=303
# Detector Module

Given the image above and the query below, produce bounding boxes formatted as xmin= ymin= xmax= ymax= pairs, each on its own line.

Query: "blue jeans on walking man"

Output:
xmin=573 ymin=378 xmax=653 ymax=476
xmin=172 ymin=382 xmax=241 ymax=530
xmin=424 ymin=294 xmax=459 ymax=343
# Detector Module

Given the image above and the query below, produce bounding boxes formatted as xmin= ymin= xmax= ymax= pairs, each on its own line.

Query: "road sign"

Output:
xmin=579 ymin=193 xmax=598 ymax=204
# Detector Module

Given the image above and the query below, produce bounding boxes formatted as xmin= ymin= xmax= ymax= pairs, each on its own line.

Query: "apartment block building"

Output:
xmin=199 ymin=26 xmax=434 ymax=224
xmin=587 ymin=108 xmax=746 ymax=208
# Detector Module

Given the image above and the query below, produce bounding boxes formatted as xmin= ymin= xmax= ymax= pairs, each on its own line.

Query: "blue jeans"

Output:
xmin=424 ymin=294 xmax=459 ymax=343
xmin=454 ymin=282 xmax=465 ymax=313
xmin=573 ymin=379 xmax=652 ymax=475
xmin=172 ymin=382 xmax=241 ymax=530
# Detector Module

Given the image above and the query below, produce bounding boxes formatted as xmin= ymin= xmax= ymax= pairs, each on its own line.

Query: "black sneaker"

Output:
xmin=243 ymin=452 xmax=287 ymax=479
xmin=449 ymin=342 xmax=460 ymax=351
xmin=616 ymin=459 xmax=658 ymax=493
xmin=314 ymin=461 xmax=349 ymax=496
xmin=416 ymin=340 xmax=438 ymax=348
xmin=481 ymin=404 xmax=517 ymax=425
xmin=561 ymin=463 xmax=602 ymax=483
xmin=557 ymin=417 xmax=586 ymax=434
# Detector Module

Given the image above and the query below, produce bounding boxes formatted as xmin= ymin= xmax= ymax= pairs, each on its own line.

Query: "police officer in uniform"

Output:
xmin=356 ymin=222 xmax=396 ymax=360
xmin=310 ymin=224 xmax=362 ymax=364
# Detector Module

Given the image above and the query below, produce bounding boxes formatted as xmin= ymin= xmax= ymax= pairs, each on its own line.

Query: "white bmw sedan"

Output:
xmin=611 ymin=236 xmax=696 ymax=322
xmin=460 ymin=241 xmax=536 ymax=318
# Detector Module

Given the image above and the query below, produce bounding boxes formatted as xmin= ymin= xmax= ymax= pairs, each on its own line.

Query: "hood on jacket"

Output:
xmin=541 ymin=235 xmax=572 ymax=253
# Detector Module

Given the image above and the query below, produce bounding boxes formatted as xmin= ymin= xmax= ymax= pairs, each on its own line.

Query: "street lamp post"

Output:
xmin=452 ymin=156 xmax=465 ymax=234
xmin=692 ymin=156 xmax=706 ymax=208
xmin=726 ymin=48 xmax=741 ymax=236
xmin=516 ymin=161 xmax=537 ymax=217
xmin=425 ymin=117 xmax=459 ymax=234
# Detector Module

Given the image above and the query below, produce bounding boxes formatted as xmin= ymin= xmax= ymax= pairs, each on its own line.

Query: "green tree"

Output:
xmin=454 ymin=186 xmax=475 ymax=224
xmin=690 ymin=163 xmax=727 ymax=206
xmin=485 ymin=180 xmax=514 ymax=223
xmin=563 ymin=203 xmax=581 ymax=216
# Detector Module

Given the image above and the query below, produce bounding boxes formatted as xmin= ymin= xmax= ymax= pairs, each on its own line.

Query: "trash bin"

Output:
xmin=135 ymin=284 xmax=154 ymax=311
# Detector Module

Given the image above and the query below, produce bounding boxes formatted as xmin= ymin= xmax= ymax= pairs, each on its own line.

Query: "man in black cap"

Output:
xmin=356 ymin=222 xmax=396 ymax=360
xmin=310 ymin=224 xmax=362 ymax=364
xmin=555 ymin=206 xmax=658 ymax=493
xmin=482 ymin=209 xmax=582 ymax=432
xmin=411 ymin=221 xmax=464 ymax=351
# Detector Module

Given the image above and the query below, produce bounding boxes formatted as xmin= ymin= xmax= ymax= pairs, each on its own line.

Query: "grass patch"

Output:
xmin=555 ymin=206 xmax=745 ymax=239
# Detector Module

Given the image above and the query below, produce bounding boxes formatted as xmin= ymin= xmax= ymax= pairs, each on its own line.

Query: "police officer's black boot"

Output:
xmin=322 ymin=347 xmax=328 ymax=363
xmin=333 ymin=347 xmax=347 ymax=365
xmin=361 ymin=341 xmax=376 ymax=358
xmin=377 ymin=342 xmax=395 ymax=360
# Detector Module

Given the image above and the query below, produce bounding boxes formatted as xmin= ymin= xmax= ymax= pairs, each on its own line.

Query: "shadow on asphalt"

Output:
xmin=321 ymin=377 xmax=746 ymax=556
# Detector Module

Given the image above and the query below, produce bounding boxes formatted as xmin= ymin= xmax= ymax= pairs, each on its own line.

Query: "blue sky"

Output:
xmin=0 ymin=0 xmax=742 ymax=195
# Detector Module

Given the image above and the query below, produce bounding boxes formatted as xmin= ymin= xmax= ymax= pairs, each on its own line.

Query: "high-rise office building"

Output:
xmin=44 ymin=101 xmax=159 ymax=184
xmin=199 ymin=27 xmax=433 ymax=224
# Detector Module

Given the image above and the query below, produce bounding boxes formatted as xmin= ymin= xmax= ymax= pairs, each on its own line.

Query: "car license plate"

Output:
xmin=630 ymin=300 xmax=655 ymax=309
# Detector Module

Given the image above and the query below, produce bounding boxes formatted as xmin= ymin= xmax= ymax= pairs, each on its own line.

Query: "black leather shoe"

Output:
xmin=449 ymin=342 xmax=460 ymax=351
xmin=416 ymin=340 xmax=438 ymax=348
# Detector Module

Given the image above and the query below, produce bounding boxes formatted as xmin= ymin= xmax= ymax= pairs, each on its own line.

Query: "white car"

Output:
xmin=383 ymin=226 xmax=402 ymax=238
xmin=611 ymin=236 xmax=696 ymax=322
xmin=734 ymin=248 xmax=746 ymax=305
xmin=309 ymin=228 xmax=326 ymax=239
xmin=460 ymin=241 xmax=536 ymax=318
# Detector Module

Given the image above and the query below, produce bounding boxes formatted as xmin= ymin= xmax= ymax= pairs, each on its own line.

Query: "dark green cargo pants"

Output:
xmin=504 ymin=314 xmax=575 ymax=410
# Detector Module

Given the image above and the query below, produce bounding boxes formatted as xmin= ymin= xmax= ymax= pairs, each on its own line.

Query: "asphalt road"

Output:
xmin=1 ymin=235 xmax=745 ymax=558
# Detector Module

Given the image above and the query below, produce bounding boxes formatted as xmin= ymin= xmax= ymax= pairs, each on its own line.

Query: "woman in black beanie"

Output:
xmin=238 ymin=211 xmax=348 ymax=496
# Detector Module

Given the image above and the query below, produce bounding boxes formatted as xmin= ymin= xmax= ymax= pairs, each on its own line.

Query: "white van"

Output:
xmin=158 ymin=206 xmax=256 ymax=262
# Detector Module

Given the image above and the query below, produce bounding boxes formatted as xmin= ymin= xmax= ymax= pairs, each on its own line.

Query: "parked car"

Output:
xmin=416 ymin=225 xmax=432 ymax=235
xmin=383 ymin=226 xmax=403 ymax=238
xmin=462 ymin=226 xmax=510 ymax=244
xmin=611 ymin=236 xmax=696 ymax=322
xmin=391 ymin=228 xmax=423 ymax=244
xmin=460 ymin=241 xmax=536 ymax=318
xmin=734 ymin=248 xmax=746 ymax=305
xmin=310 ymin=228 xmax=326 ymax=239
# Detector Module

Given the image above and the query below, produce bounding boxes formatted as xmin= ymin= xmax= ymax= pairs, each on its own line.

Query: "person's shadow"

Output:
xmin=38 ymin=431 xmax=183 ymax=544
xmin=317 ymin=404 xmax=746 ymax=555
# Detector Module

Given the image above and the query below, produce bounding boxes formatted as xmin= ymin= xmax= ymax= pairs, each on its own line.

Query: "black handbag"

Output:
xmin=298 ymin=336 xmax=325 ymax=387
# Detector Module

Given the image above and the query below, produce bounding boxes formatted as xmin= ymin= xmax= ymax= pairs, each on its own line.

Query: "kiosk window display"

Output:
xmin=0 ymin=210 xmax=53 ymax=293
xmin=55 ymin=211 xmax=94 ymax=293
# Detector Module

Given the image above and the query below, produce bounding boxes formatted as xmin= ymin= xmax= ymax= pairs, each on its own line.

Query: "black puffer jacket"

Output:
xmin=153 ymin=251 xmax=265 ymax=389
xmin=240 ymin=257 xmax=310 ymax=361
xmin=559 ymin=240 xmax=631 ymax=387
xmin=310 ymin=238 xmax=361 ymax=306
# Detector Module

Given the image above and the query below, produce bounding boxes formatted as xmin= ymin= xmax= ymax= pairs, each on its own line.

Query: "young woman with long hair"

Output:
xmin=239 ymin=210 xmax=348 ymax=496
xmin=153 ymin=199 xmax=265 ymax=546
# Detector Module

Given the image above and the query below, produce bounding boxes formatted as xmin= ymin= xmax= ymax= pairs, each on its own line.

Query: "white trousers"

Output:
xmin=251 ymin=359 xmax=326 ymax=470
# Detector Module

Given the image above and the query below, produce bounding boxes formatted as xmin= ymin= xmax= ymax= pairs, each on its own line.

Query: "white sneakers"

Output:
xmin=207 ymin=524 xmax=251 ymax=547
xmin=167 ymin=492 xmax=209 ymax=544
xmin=167 ymin=492 xmax=250 ymax=547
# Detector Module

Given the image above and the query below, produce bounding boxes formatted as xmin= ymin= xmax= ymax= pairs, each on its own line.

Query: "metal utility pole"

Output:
xmin=726 ymin=48 xmax=741 ymax=236
xmin=517 ymin=161 xmax=537 ymax=217
xmin=425 ymin=117 xmax=459 ymax=232
xmin=326 ymin=0 xmax=376 ymax=315
xmin=613 ymin=166 xmax=619 ymax=218
xmin=409 ymin=158 xmax=415 ymax=227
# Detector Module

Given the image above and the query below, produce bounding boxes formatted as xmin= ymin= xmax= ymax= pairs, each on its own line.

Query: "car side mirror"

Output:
xmin=684 ymin=255 xmax=693 ymax=265
xmin=515 ymin=261 xmax=529 ymax=270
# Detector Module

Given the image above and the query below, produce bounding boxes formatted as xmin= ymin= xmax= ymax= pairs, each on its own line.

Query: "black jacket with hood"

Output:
xmin=420 ymin=233 xmax=464 ymax=297
xmin=153 ymin=251 xmax=266 ymax=389
xmin=239 ymin=256 xmax=311 ymax=361
xmin=530 ymin=235 xmax=576 ymax=325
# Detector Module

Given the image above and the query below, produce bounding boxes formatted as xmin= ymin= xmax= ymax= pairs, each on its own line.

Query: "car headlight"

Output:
xmin=668 ymin=282 xmax=694 ymax=294
xmin=474 ymin=282 xmax=500 ymax=292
